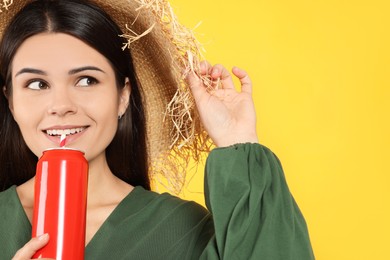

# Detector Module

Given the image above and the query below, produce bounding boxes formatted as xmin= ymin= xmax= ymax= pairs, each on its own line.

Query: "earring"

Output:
xmin=118 ymin=114 xmax=123 ymax=120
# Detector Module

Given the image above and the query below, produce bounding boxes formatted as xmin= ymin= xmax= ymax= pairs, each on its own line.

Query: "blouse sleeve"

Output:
xmin=198 ymin=143 xmax=315 ymax=260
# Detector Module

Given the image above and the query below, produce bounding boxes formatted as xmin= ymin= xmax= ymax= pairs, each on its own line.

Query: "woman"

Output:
xmin=0 ymin=0 xmax=314 ymax=259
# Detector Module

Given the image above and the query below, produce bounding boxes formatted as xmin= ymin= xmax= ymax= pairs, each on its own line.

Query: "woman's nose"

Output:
xmin=47 ymin=86 xmax=78 ymax=116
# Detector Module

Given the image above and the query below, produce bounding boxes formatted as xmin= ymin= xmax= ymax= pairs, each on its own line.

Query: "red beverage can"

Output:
xmin=32 ymin=148 xmax=88 ymax=259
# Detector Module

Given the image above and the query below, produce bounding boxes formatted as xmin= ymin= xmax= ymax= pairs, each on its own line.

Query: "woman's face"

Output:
xmin=9 ymin=33 xmax=129 ymax=162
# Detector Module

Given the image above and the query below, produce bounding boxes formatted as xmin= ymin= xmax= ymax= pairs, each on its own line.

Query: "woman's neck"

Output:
xmin=85 ymin=154 xmax=134 ymax=207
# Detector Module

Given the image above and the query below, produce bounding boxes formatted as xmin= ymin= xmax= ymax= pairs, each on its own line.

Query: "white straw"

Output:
xmin=59 ymin=133 xmax=66 ymax=147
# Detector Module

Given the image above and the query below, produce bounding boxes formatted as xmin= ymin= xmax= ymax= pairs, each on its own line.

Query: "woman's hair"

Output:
xmin=0 ymin=0 xmax=150 ymax=191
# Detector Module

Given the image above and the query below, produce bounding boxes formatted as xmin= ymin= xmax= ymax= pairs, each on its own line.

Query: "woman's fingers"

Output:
xmin=196 ymin=62 xmax=235 ymax=91
xmin=12 ymin=234 xmax=49 ymax=260
xmin=212 ymin=64 xmax=235 ymax=90
xmin=187 ymin=62 xmax=253 ymax=103
xmin=199 ymin=62 xmax=250 ymax=91
xmin=199 ymin=60 xmax=212 ymax=75
xmin=232 ymin=66 xmax=252 ymax=94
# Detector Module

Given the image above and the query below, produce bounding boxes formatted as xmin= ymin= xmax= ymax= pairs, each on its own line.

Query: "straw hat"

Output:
xmin=0 ymin=0 xmax=211 ymax=193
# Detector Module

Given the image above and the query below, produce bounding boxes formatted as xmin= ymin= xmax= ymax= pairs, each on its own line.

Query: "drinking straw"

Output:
xmin=60 ymin=133 xmax=66 ymax=147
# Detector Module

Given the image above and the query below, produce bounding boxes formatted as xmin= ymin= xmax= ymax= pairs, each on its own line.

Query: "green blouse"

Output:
xmin=0 ymin=143 xmax=315 ymax=259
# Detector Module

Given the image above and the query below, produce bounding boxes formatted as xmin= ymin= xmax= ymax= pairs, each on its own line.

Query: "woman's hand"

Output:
xmin=12 ymin=234 xmax=53 ymax=260
xmin=187 ymin=61 xmax=259 ymax=147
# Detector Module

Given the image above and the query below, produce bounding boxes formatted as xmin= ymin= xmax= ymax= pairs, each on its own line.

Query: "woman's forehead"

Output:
xmin=12 ymin=33 xmax=113 ymax=75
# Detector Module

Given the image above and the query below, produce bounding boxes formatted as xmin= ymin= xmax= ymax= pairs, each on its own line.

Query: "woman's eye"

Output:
xmin=76 ymin=77 xmax=98 ymax=87
xmin=26 ymin=80 xmax=49 ymax=90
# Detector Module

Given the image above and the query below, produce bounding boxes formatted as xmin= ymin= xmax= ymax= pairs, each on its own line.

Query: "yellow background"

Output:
xmin=163 ymin=0 xmax=390 ymax=259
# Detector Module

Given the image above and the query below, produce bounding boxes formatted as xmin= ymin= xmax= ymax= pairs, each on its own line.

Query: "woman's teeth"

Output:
xmin=46 ymin=127 xmax=85 ymax=136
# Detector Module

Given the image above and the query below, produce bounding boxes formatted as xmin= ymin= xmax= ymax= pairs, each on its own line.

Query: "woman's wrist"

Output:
xmin=214 ymin=133 xmax=259 ymax=148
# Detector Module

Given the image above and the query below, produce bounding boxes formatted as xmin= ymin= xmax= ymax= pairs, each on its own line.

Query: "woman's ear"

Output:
xmin=118 ymin=78 xmax=131 ymax=118
xmin=3 ymin=86 xmax=13 ymax=114
xmin=2 ymin=86 xmax=7 ymax=98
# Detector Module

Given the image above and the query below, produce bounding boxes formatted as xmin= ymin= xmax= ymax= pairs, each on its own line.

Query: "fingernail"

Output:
xmin=38 ymin=233 xmax=48 ymax=240
xmin=200 ymin=62 xmax=206 ymax=72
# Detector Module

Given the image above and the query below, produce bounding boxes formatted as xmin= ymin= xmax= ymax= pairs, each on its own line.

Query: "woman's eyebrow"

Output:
xmin=68 ymin=66 xmax=105 ymax=75
xmin=14 ymin=66 xmax=105 ymax=77
xmin=15 ymin=68 xmax=47 ymax=77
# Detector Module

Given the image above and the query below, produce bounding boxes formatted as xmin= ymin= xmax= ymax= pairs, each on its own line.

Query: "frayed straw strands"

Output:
xmin=0 ymin=0 xmax=13 ymax=12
